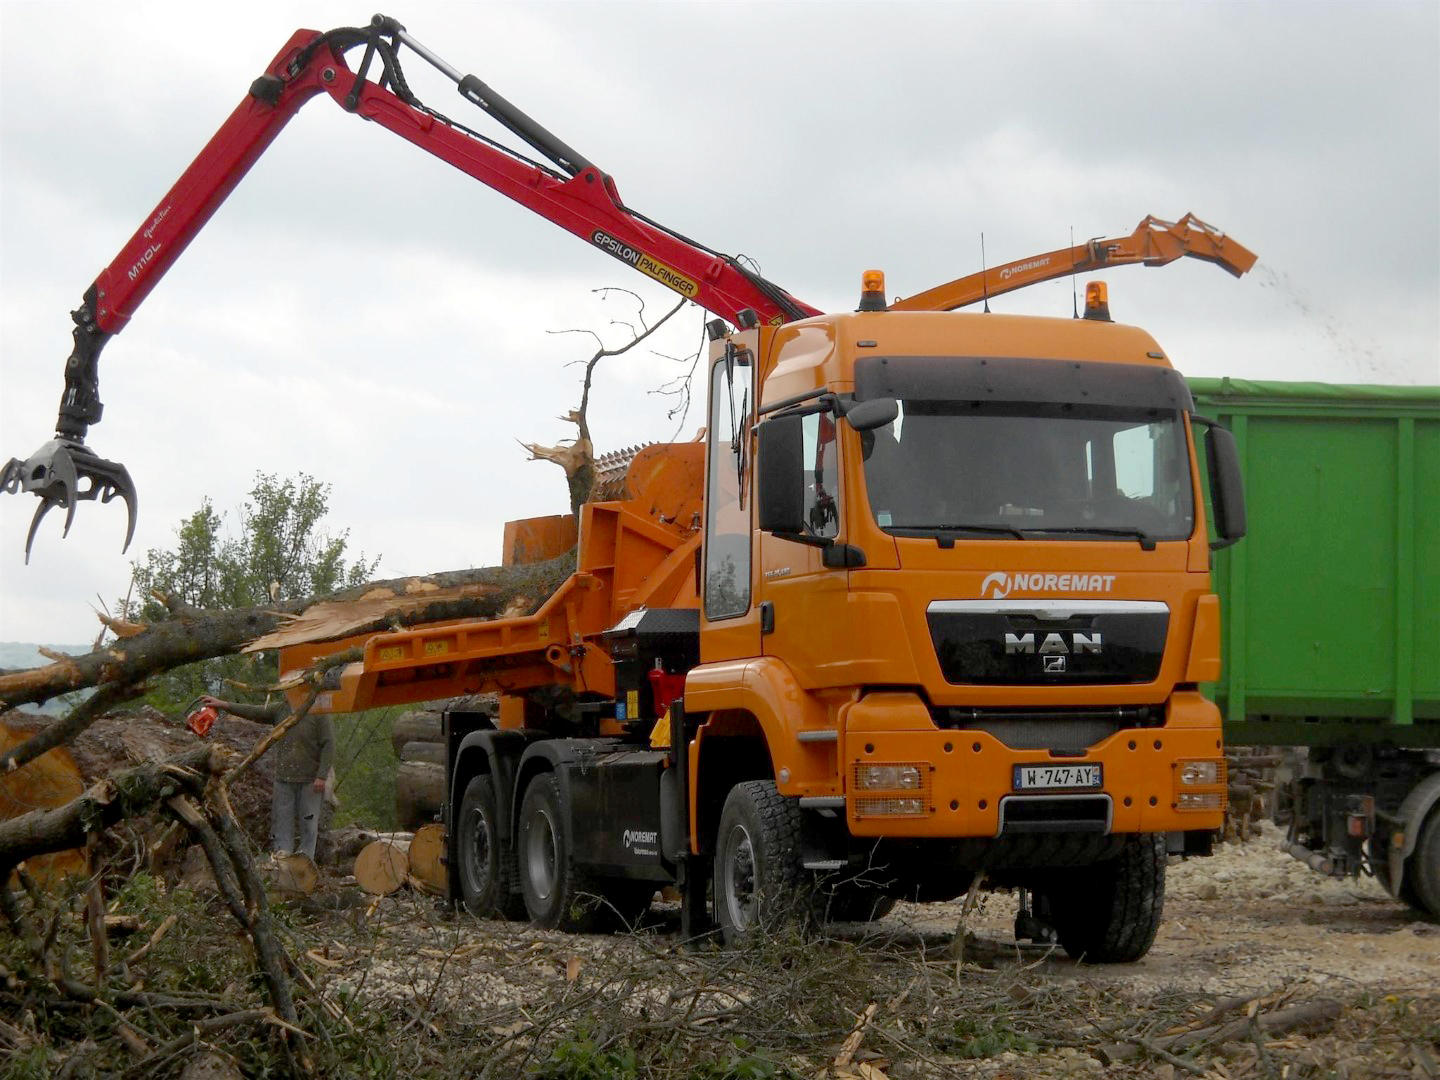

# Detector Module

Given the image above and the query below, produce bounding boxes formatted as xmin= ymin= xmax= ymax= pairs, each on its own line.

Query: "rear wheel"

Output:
xmin=1409 ymin=807 xmax=1440 ymax=919
xmin=1045 ymin=833 xmax=1166 ymax=963
xmin=517 ymin=773 xmax=603 ymax=931
xmin=456 ymin=775 xmax=525 ymax=919
xmin=714 ymin=780 xmax=809 ymax=946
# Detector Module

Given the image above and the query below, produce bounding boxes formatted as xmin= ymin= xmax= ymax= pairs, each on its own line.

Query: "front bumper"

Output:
xmin=838 ymin=689 xmax=1225 ymax=838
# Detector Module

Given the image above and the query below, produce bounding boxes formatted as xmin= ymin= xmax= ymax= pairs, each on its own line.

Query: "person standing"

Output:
xmin=197 ymin=696 xmax=335 ymax=859
xmin=269 ymin=708 xmax=336 ymax=859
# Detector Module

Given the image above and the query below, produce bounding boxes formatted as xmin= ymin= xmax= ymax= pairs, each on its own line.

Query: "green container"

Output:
xmin=1187 ymin=378 xmax=1440 ymax=747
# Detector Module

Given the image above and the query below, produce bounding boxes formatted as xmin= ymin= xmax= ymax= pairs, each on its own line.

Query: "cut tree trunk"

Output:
xmin=354 ymin=838 xmax=411 ymax=896
xmin=326 ymin=826 xmax=413 ymax=866
xmin=407 ymin=824 xmax=447 ymax=895
xmin=264 ymin=852 xmax=318 ymax=896
xmin=0 ymin=717 xmax=87 ymax=885
xmin=396 ymin=760 xmax=445 ymax=830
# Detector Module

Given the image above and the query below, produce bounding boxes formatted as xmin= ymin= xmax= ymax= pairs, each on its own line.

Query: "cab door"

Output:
xmin=699 ymin=336 xmax=763 ymax=664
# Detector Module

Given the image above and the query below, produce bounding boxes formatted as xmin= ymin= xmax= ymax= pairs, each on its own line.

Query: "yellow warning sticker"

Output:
xmin=423 ymin=640 xmax=450 ymax=656
xmin=378 ymin=646 xmax=405 ymax=662
xmin=627 ymin=689 xmax=640 ymax=719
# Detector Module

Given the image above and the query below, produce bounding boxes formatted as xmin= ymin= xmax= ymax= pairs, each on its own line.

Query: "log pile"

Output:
xmin=392 ymin=695 xmax=496 ymax=829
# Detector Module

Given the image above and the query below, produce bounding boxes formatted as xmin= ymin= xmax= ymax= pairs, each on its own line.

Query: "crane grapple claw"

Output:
xmin=1 ymin=439 xmax=138 ymax=562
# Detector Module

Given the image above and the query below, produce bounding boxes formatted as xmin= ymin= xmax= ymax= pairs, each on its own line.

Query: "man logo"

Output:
xmin=1004 ymin=632 xmax=1103 ymax=655
xmin=1044 ymin=655 xmax=1067 ymax=673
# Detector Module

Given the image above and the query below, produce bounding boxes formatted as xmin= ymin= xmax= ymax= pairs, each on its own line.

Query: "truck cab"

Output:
xmin=680 ymin=305 xmax=1243 ymax=957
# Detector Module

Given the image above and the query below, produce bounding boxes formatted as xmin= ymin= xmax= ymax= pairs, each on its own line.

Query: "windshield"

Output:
xmin=862 ymin=401 xmax=1194 ymax=542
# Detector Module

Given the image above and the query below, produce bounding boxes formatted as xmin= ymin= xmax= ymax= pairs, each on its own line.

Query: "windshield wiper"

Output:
xmin=889 ymin=523 xmax=1029 ymax=542
xmin=1031 ymin=525 xmax=1157 ymax=551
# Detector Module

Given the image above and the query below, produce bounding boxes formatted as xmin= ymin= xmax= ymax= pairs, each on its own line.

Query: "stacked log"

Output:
xmin=392 ymin=696 xmax=497 ymax=829
xmin=1225 ymin=748 xmax=1284 ymax=840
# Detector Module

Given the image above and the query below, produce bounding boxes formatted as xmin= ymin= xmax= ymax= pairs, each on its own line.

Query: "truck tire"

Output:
xmin=1046 ymin=833 xmax=1166 ymax=963
xmin=1409 ymin=807 xmax=1440 ymax=919
xmin=517 ymin=773 xmax=603 ymax=931
xmin=714 ymin=780 xmax=810 ymax=946
xmin=456 ymin=775 xmax=525 ymax=920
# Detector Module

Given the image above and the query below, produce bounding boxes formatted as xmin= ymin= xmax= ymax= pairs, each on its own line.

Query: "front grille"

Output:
xmin=927 ymin=600 xmax=1168 ymax=685
xmin=932 ymin=705 xmax=1163 ymax=751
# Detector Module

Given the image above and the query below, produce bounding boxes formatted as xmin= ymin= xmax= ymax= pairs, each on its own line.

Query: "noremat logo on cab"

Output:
xmin=981 ymin=571 xmax=1117 ymax=598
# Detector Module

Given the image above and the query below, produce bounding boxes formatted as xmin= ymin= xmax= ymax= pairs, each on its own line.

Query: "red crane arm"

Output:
xmin=101 ymin=23 xmax=819 ymax=338
xmin=2 ymin=17 xmax=818 ymax=558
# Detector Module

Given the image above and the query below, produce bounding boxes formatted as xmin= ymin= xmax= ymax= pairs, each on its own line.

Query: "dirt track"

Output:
xmin=895 ymin=821 xmax=1440 ymax=998
xmin=333 ymin=824 xmax=1438 ymax=1078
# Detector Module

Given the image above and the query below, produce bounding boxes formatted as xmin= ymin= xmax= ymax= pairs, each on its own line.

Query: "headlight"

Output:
xmin=1178 ymin=760 xmax=1221 ymax=786
xmin=854 ymin=763 xmax=924 ymax=790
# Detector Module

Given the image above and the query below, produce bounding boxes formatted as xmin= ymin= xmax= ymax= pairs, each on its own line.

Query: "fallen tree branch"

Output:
xmin=0 ymin=744 xmax=226 ymax=870
xmin=0 ymin=556 xmax=578 ymax=711
xmin=0 ymin=681 xmax=139 ymax=774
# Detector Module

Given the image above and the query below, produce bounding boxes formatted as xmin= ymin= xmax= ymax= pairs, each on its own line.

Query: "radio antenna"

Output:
xmin=1071 ymin=225 xmax=1079 ymax=318
xmin=980 ymin=233 xmax=991 ymax=313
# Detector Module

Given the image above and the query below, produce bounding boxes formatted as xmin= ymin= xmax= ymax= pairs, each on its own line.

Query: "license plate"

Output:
xmin=1013 ymin=764 xmax=1102 ymax=790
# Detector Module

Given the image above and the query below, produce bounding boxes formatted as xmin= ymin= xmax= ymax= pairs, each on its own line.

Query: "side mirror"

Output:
xmin=757 ymin=414 xmax=805 ymax=534
xmin=846 ymin=396 xmax=898 ymax=432
xmin=1203 ymin=423 xmax=1247 ymax=549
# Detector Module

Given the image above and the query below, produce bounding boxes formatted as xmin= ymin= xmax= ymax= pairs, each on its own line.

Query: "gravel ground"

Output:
xmin=315 ymin=824 xmax=1437 ymax=1078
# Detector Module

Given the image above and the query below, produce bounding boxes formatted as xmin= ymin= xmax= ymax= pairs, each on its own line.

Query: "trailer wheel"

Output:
xmin=1046 ymin=833 xmax=1166 ymax=963
xmin=714 ymin=780 xmax=809 ymax=946
xmin=1409 ymin=807 xmax=1440 ymax=919
xmin=517 ymin=773 xmax=602 ymax=931
xmin=456 ymin=775 xmax=525 ymax=919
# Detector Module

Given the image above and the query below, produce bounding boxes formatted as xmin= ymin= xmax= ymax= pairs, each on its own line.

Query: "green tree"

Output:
xmin=120 ymin=472 xmax=379 ymax=711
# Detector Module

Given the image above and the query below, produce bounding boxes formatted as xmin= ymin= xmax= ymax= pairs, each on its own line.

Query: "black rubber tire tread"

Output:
xmin=1049 ymin=833 xmax=1166 ymax=963
xmin=456 ymin=775 xmax=526 ymax=920
xmin=517 ymin=773 xmax=603 ymax=932
xmin=1408 ymin=806 xmax=1440 ymax=919
xmin=714 ymin=780 xmax=810 ymax=946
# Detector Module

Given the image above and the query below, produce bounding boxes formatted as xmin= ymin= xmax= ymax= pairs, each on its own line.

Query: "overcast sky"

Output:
xmin=2 ymin=0 xmax=1437 ymax=646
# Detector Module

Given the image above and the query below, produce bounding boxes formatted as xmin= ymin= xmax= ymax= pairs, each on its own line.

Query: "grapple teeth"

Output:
xmin=24 ymin=499 xmax=56 ymax=564
xmin=4 ymin=438 xmax=139 ymax=557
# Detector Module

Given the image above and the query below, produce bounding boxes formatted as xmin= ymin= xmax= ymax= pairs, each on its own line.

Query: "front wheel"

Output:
xmin=713 ymin=780 xmax=809 ymax=946
xmin=1044 ymin=833 xmax=1166 ymax=963
xmin=456 ymin=775 xmax=525 ymax=919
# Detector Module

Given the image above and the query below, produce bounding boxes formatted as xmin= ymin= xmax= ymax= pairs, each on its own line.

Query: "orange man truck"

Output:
xmin=3 ymin=15 xmax=1252 ymax=959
